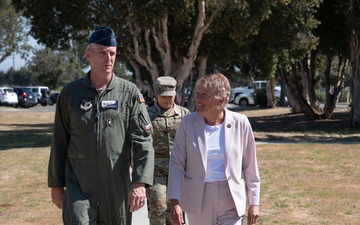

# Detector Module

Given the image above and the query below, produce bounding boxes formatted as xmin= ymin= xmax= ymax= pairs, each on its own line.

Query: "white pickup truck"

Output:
xmin=229 ymin=80 xmax=283 ymax=107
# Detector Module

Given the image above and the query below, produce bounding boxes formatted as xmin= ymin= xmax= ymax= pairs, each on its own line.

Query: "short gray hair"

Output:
xmin=195 ymin=73 xmax=230 ymax=108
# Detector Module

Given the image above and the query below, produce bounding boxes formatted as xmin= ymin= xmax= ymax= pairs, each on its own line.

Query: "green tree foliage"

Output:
xmin=198 ymin=1 xmax=274 ymax=82
xmin=247 ymin=0 xmax=320 ymax=77
xmin=3 ymin=67 xmax=34 ymax=85
xmin=0 ymin=0 xmax=31 ymax=63
xmin=113 ymin=62 xmax=131 ymax=81
xmin=28 ymin=48 xmax=83 ymax=90
xmin=312 ymin=0 xmax=350 ymax=119
xmin=12 ymin=0 xmax=360 ymax=125
xmin=12 ymin=67 xmax=33 ymax=85
xmin=11 ymin=0 xmax=273 ymax=102
xmin=240 ymin=0 xmax=320 ymax=111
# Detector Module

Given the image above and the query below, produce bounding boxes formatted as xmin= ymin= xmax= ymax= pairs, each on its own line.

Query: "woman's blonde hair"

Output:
xmin=195 ymin=73 xmax=230 ymax=108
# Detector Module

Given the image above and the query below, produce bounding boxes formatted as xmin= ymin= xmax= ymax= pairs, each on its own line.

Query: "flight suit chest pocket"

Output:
xmin=70 ymin=99 xmax=95 ymax=126
xmin=102 ymin=108 xmax=121 ymax=128
xmin=101 ymin=102 xmax=128 ymax=129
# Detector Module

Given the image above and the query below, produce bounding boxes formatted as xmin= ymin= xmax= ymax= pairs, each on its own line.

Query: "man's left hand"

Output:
xmin=128 ymin=182 xmax=146 ymax=212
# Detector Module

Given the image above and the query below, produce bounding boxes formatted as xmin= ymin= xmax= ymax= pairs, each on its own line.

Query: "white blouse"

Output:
xmin=204 ymin=122 xmax=227 ymax=182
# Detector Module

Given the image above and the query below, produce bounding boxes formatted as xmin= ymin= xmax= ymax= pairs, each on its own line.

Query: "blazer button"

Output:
xmin=227 ymin=176 xmax=232 ymax=180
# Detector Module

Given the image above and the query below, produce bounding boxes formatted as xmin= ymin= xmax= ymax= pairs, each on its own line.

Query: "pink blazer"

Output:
xmin=167 ymin=108 xmax=260 ymax=216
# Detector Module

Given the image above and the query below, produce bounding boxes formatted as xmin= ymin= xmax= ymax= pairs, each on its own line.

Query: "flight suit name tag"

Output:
xmin=101 ymin=100 xmax=118 ymax=109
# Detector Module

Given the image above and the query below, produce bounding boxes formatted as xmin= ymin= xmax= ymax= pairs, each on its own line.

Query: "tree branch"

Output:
xmin=151 ymin=13 xmax=172 ymax=76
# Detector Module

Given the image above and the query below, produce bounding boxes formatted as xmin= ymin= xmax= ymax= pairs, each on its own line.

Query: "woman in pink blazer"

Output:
xmin=167 ymin=73 xmax=260 ymax=225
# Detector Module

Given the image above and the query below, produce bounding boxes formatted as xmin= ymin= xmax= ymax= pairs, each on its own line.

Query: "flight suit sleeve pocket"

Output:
xmin=137 ymin=111 xmax=152 ymax=136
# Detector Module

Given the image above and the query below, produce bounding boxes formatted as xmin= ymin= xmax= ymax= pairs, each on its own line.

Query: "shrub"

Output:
xmin=254 ymin=89 xmax=267 ymax=108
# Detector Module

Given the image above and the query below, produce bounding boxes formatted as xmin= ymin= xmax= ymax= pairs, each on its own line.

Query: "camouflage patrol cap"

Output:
xmin=154 ymin=76 xmax=177 ymax=96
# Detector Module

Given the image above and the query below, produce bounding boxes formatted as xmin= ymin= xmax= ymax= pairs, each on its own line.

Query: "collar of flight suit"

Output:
xmin=83 ymin=71 xmax=118 ymax=91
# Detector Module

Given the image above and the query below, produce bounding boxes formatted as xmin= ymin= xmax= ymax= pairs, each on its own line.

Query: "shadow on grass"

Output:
xmin=247 ymin=110 xmax=360 ymax=143
xmin=0 ymin=123 xmax=54 ymax=150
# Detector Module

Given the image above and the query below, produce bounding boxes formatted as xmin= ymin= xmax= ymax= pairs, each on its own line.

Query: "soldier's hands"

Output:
xmin=128 ymin=182 xmax=146 ymax=212
xmin=51 ymin=187 xmax=65 ymax=209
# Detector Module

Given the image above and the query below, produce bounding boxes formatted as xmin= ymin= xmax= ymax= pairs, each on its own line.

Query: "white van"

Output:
xmin=27 ymin=86 xmax=50 ymax=102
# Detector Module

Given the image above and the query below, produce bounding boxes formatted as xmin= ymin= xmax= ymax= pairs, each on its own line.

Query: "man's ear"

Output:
xmin=85 ymin=49 xmax=91 ymax=60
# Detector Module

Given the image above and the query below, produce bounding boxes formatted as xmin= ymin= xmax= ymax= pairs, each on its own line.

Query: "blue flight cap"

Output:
xmin=88 ymin=26 xmax=117 ymax=46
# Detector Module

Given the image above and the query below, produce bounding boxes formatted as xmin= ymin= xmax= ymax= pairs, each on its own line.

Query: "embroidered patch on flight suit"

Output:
xmin=145 ymin=124 xmax=152 ymax=131
xmin=138 ymin=93 xmax=145 ymax=103
xmin=80 ymin=99 xmax=93 ymax=111
xmin=101 ymin=100 xmax=118 ymax=109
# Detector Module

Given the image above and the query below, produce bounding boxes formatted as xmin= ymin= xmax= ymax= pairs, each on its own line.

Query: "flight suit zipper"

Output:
xmin=93 ymin=89 xmax=103 ymax=212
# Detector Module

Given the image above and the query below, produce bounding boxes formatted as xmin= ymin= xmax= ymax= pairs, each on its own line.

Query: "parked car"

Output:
xmin=230 ymin=80 xmax=285 ymax=107
xmin=183 ymin=87 xmax=191 ymax=105
xmin=232 ymin=88 xmax=256 ymax=107
xmin=27 ymin=86 xmax=50 ymax=103
xmin=37 ymin=89 xmax=52 ymax=106
xmin=0 ymin=87 xmax=18 ymax=107
xmin=48 ymin=92 xmax=59 ymax=105
xmin=12 ymin=87 xmax=38 ymax=108
xmin=229 ymin=80 xmax=267 ymax=103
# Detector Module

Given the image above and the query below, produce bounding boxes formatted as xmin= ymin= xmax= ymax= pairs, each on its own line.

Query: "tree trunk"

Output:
xmin=186 ymin=55 xmax=208 ymax=111
xmin=322 ymin=54 xmax=336 ymax=119
xmin=127 ymin=1 xmax=221 ymax=109
xmin=266 ymin=78 xmax=276 ymax=108
xmin=280 ymin=66 xmax=319 ymax=120
xmin=322 ymin=54 xmax=347 ymax=119
xmin=349 ymin=29 xmax=360 ymax=126
xmin=278 ymin=81 xmax=288 ymax=107
xmin=129 ymin=59 xmax=151 ymax=93
xmin=279 ymin=68 xmax=301 ymax=113
xmin=299 ymin=51 xmax=322 ymax=114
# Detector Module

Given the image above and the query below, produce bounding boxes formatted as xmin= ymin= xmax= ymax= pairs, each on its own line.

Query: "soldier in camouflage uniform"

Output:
xmin=147 ymin=76 xmax=190 ymax=225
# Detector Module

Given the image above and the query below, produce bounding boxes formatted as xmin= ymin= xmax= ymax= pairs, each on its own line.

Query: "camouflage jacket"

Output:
xmin=147 ymin=103 xmax=190 ymax=176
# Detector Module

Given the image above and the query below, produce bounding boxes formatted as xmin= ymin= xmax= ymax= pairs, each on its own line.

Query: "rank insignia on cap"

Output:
xmin=138 ymin=93 xmax=145 ymax=103
xmin=80 ymin=99 xmax=93 ymax=111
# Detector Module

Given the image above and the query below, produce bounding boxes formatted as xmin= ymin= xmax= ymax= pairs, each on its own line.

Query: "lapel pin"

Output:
xmin=227 ymin=124 xmax=231 ymax=128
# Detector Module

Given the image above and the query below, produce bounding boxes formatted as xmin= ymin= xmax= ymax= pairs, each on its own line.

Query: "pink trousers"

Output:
xmin=186 ymin=180 xmax=243 ymax=225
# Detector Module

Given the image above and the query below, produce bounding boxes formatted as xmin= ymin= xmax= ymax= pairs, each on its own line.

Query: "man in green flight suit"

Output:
xmin=48 ymin=26 xmax=154 ymax=225
xmin=146 ymin=76 xmax=190 ymax=225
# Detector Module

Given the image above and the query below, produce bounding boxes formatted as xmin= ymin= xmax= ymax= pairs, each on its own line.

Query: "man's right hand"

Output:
xmin=51 ymin=187 xmax=65 ymax=209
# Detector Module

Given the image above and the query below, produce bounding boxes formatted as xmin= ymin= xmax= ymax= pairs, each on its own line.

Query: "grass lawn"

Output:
xmin=257 ymin=143 xmax=359 ymax=224
xmin=0 ymin=107 xmax=359 ymax=224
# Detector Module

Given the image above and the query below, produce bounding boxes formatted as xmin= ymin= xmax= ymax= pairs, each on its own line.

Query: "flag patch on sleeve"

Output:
xmin=138 ymin=93 xmax=145 ymax=103
xmin=145 ymin=124 xmax=152 ymax=131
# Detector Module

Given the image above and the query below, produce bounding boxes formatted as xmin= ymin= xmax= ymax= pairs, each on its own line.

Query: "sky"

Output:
xmin=0 ymin=36 xmax=41 ymax=72
xmin=0 ymin=53 xmax=25 ymax=72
